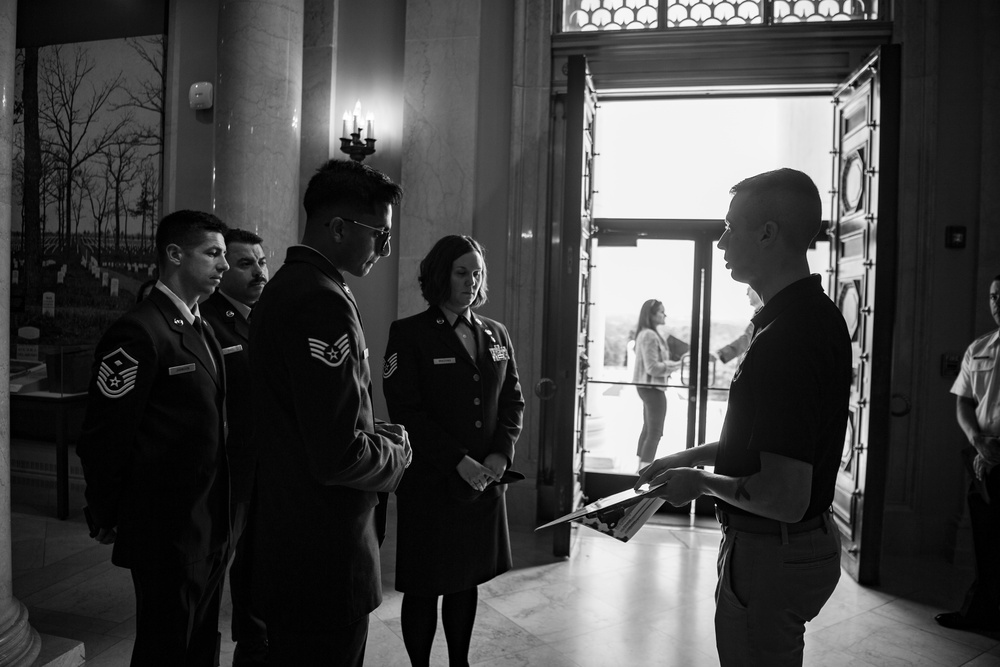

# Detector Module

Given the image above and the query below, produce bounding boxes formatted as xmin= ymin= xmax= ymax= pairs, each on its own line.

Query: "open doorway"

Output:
xmin=582 ymin=94 xmax=834 ymax=509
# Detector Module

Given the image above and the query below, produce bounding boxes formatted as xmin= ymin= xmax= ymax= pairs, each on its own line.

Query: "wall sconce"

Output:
xmin=339 ymin=100 xmax=376 ymax=162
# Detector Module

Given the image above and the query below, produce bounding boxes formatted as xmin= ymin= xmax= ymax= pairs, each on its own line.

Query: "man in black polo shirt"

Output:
xmin=637 ymin=168 xmax=851 ymax=666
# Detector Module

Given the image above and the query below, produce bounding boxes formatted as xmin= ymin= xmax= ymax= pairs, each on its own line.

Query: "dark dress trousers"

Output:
xmin=200 ymin=291 xmax=267 ymax=649
xmin=249 ymin=246 xmax=409 ymax=661
xmin=383 ymin=306 xmax=524 ymax=595
xmin=77 ymin=287 xmax=230 ymax=666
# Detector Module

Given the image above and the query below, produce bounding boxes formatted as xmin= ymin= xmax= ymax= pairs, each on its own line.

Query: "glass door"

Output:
xmin=582 ymin=225 xmax=719 ymax=513
xmin=584 ymin=236 xmax=696 ymax=473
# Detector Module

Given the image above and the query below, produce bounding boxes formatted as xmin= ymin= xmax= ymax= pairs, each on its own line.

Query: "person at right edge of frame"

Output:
xmin=382 ymin=235 xmax=524 ymax=667
xmin=249 ymin=159 xmax=411 ymax=666
xmin=636 ymin=168 xmax=851 ymax=667
xmin=935 ymin=274 xmax=1000 ymax=632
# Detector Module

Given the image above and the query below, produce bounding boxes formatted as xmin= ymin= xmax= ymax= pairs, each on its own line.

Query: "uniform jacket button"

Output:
xmin=475 ymin=420 xmax=483 ymax=428
xmin=474 ymin=398 xmax=481 ymax=405
xmin=473 ymin=374 xmax=480 ymax=381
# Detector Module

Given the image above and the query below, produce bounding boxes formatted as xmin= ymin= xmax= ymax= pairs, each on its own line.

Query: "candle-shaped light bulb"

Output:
xmin=366 ymin=112 xmax=375 ymax=141
xmin=342 ymin=111 xmax=351 ymax=139
xmin=353 ymin=100 xmax=362 ymax=136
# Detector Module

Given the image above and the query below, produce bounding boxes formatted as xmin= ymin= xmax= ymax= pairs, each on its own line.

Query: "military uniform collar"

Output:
xmin=155 ymin=280 xmax=199 ymax=325
xmin=218 ymin=290 xmax=252 ymax=321
xmin=286 ymin=244 xmax=352 ymax=294
xmin=432 ymin=305 xmax=481 ymax=329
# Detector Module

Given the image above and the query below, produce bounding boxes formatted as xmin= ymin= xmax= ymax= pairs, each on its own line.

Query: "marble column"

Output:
xmin=0 ymin=0 xmax=42 ymax=664
xmin=299 ymin=0 xmax=337 ymax=241
xmin=214 ymin=0 xmax=305 ymax=270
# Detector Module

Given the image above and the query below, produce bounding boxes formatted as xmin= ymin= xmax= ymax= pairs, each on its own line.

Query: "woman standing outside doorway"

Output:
xmin=633 ymin=299 xmax=681 ymax=471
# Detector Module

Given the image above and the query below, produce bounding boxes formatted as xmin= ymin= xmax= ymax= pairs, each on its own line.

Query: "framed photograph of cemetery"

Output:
xmin=11 ymin=34 xmax=164 ymax=392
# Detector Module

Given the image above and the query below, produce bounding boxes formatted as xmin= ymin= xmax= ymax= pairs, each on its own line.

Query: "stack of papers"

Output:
xmin=536 ymin=484 xmax=666 ymax=543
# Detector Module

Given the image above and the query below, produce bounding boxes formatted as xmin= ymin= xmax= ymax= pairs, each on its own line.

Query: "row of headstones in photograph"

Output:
xmin=10 ymin=256 xmax=155 ymax=299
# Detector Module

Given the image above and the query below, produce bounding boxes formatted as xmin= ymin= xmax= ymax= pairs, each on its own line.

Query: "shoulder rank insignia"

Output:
xmin=308 ymin=334 xmax=351 ymax=367
xmin=383 ymin=352 xmax=398 ymax=379
xmin=97 ymin=347 xmax=139 ymax=399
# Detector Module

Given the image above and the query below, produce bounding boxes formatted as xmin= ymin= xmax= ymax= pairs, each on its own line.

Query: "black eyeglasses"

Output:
xmin=343 ymin=217 xmax=391 ymax=256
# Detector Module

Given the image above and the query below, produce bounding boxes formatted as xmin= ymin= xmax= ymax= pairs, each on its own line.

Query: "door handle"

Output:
xmin=535 ymin=378 xmax=557 ymax=400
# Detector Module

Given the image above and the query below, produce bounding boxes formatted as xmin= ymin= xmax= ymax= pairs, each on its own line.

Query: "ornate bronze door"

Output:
xmin=829 ymin=45 xmax=901 ymax=584
xmin=538 ymin=55 xmax=596 ymax=557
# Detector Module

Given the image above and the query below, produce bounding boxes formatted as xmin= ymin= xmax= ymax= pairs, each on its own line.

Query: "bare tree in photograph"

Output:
xmin=37 ymin=44 xmax=130 ymax=251
xmin=132 ymin=161 xmax=159 ymax=253
xmin=83 ymin=164 xmax=112 ymax=266
xmin=118 ymin=36 xmax=165 ymax=153
xmin=103 ymin=136 xmax=140 ymax=256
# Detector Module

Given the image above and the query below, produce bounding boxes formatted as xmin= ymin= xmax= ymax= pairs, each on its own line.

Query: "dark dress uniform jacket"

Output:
xmin=383 ymin=306 xmax=523 ymax=594
xmin=200 ymin=291 xmax=255 ymax=504
xmin=77 ymin=288 xmax=229 ymax=570
xmin=249 ymin=245 xmax=409 ymax=630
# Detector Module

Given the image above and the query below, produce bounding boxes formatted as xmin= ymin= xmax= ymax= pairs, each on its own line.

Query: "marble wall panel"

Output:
xmin=404 ymin=0 xmax=480 ymax=41
xmin=400 ymin=20 xmax=481 ymax=317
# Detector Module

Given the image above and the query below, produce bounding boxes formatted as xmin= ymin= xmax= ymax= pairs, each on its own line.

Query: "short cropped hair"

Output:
xmin=225 ymin=228 xmax=263 ymax=247
xmin=303 ymin=159 xmax=402 ymax=218
xmin=730 ymin=168 xmax=822 ymax=250
xmin=418 ymin=235 xmax=488 ymax=308
xmin=156 ymin=210 xmax=228 ymax=267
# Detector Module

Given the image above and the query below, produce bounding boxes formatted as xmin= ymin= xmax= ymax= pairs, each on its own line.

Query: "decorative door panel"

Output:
xmin=830 ymin=45 xmax=900 ymax=584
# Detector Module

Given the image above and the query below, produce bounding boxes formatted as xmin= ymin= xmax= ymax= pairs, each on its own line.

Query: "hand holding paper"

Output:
xmin=645 ymin=467 xmax=706 ymax=507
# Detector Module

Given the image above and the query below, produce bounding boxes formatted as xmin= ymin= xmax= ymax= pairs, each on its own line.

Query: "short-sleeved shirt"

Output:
xmin=714 ymin=275 xmax=853 ymax=521
xmin=951 ymin=329 xmax=1000 ymax=436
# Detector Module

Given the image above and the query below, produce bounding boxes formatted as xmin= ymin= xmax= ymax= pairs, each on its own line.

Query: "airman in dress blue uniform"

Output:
xmin=384 ymin=235 xmax=523 ymax=667
xmin=200 ymin=228 xmax=269 ymax=666
xmin=249 ymin=160 xmax=411 ymax=666
xmin=78 ymin=210 xmax=231 ymax=667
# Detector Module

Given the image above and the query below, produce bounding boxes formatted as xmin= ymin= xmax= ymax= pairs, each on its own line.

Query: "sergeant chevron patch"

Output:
xmin=308 ymin=334 xmax=351 ymax=367
xmin=97 ymin=347 xmax=139 ymax=398
xmin=383 ymin=352 xmax=398 ymax=379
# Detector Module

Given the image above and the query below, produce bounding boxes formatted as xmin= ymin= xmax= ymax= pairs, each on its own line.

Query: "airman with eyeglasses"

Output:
xmin=248 ymin=159 xmax=411 ymax=663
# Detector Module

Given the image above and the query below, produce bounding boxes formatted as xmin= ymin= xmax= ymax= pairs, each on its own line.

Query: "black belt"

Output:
xmin=715 ymin=508 xmax=827 ymax=535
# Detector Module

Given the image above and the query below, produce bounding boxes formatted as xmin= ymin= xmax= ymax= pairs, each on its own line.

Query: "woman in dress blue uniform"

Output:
xmin=383 ymin=235 xmax=524 ymax=666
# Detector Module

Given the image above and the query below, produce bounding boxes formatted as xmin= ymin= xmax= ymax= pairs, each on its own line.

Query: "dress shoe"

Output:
xmin=934 ymin=611 xmax=1000 ymax=632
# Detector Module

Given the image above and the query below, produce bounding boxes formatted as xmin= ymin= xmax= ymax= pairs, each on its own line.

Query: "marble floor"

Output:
xmin=12 ymin=498 xmax=1000 ymax=666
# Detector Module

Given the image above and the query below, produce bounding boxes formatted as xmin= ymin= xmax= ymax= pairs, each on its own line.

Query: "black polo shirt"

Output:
xmin=714 ymin=275 xmax=852 ymax=521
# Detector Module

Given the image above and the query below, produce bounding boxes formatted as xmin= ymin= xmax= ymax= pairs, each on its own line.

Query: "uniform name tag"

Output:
xmin=169 ymin=363 xmax=196 ymax=375
xmin=434 ymin=357 xmax=456 ymax=365
xmin=222 ymin=345 xmax=243 ymax=355
xmin=364 ymin=348 xmax=369 ymax=360
xmin=489 ymin=345 xmax=509 ymax=362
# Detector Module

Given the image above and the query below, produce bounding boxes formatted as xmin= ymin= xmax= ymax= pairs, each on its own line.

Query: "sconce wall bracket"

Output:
xmin=340 ymin=133 xmax=376 ymax=162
